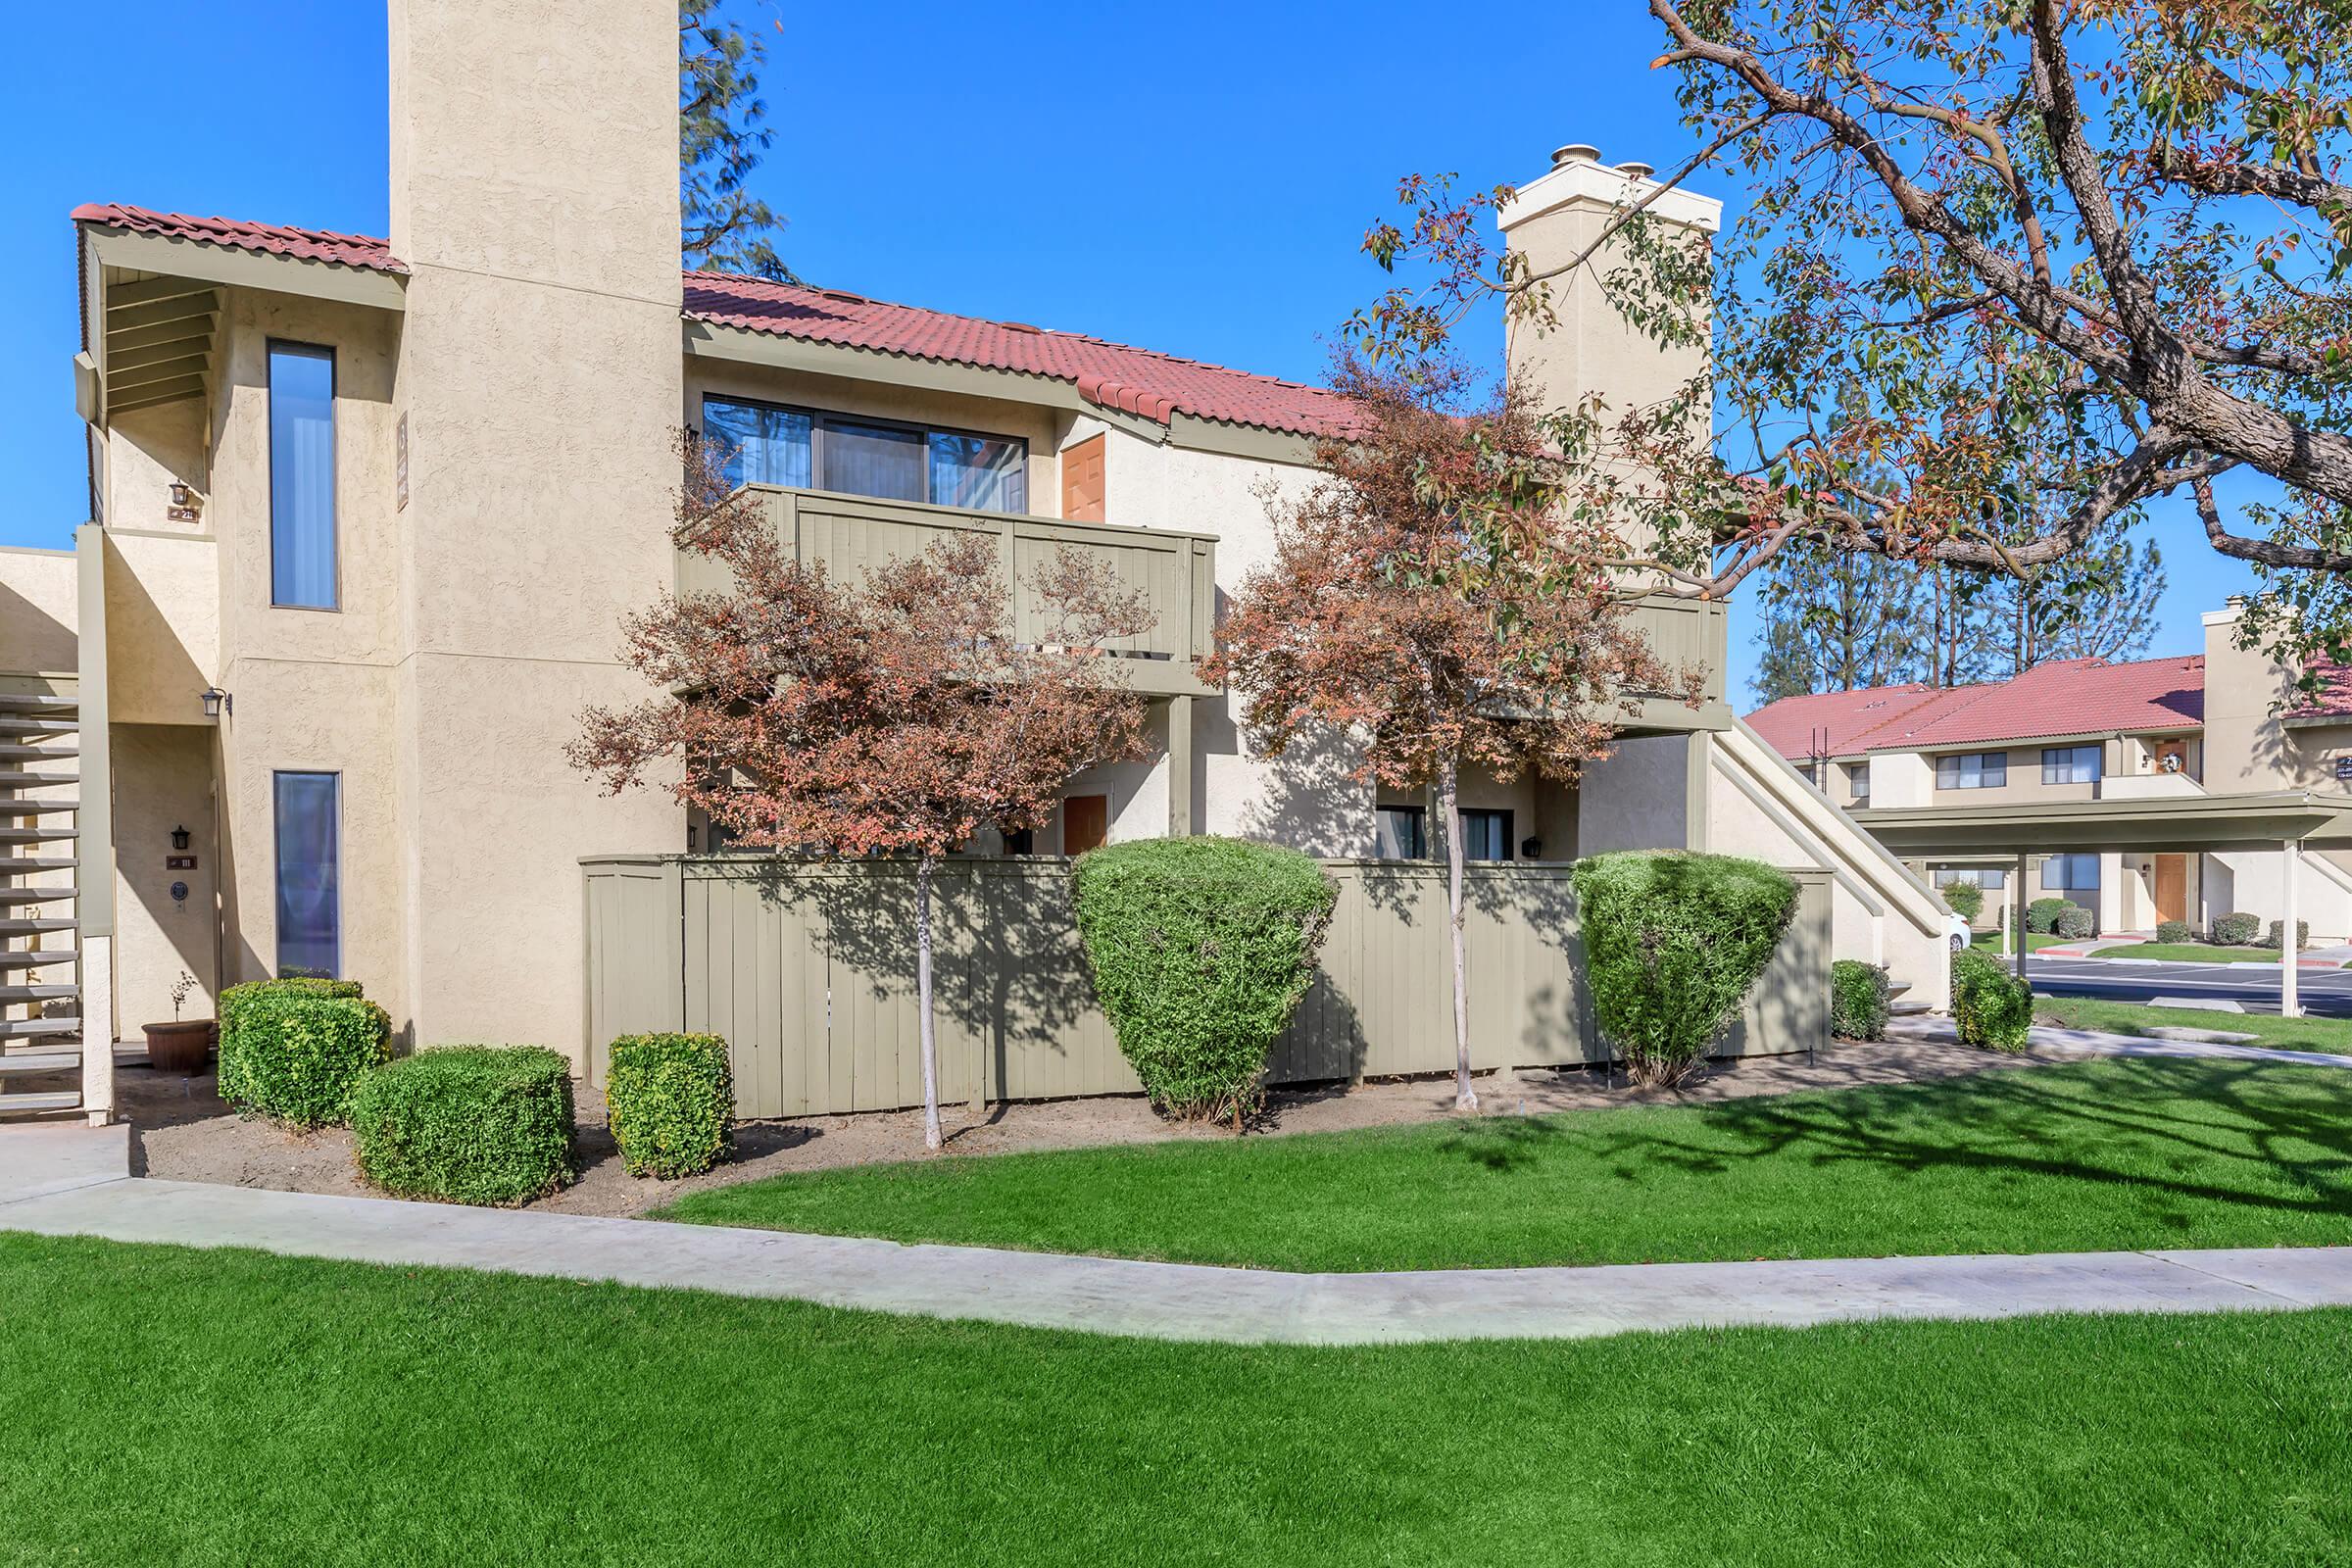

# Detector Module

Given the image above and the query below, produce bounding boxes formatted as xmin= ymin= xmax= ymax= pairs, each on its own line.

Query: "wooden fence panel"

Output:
xmin=581 ymin=856 xmax=1832 ymax=1116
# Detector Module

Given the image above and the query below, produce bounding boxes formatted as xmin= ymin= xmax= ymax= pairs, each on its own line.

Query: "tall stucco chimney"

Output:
xmin=384 ymin=0 xmax=684 ymax=1049
xmin=1495 ymin=144 xmax=1722 ymax=417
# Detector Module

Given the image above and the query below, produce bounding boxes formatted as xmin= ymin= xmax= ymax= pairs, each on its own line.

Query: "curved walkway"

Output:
xmin=5 ymin=1027 xmax=2352 ymax=1347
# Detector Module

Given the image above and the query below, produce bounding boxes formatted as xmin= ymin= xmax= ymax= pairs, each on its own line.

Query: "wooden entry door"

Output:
xmin=2153 ymin=854 xmax=2187 ymax=925
xmin=1062 ymin=795 xmax=1109 ymax=856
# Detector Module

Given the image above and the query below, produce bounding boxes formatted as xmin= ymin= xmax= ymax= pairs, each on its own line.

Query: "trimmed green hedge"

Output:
xmin=350 ymin=1047 xmax=575 ymax=1206
xmin=1941 ymin=882 xmax=1984 ymax=921
xmin=2025 ymin=898 xmax=2069 ymax=935
xmin=2053 ymin=905 xmax=2094 ymax=941
xmin=606 ymin=1033 xmax=734 ymax=1179
xmin=1830 ymin=959 xmax=1891 ymax=1042
xmin=2212 ymin=910 xmax=2261 ymax=947
xmin=2155 ymin=919 xmax=2191 ymax=944
xmin=2263 ymin=919 xmax=2310 ymax=952
xmin=1573 ymin=851 xmax=1798 ymax=1086
xmin=1072 ymin=837 xmax=1335 ymax=1120
xmin=216 ymin=979 xmax=389 ymax=1128
xmin=1952 ymin=950 xmax=2032 ymax=1053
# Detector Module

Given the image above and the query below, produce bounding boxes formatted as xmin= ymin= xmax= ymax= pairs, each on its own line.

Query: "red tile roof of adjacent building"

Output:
xmin=73 ymin=203 xmax=1357 ymax=439
xmin=1745 ymin=654 xmax=2206 ymax=760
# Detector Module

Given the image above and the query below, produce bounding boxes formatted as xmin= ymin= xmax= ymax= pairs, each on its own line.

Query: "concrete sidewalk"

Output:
xmin=6 ymin=1111 xmax=2351 ymax=1347
xmin=1886 ymin=1014 xmax=2352 ymax=1068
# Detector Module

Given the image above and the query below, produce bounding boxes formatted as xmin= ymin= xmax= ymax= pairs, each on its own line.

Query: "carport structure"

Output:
xmin=1852 ymin=791 xmax=2352 ymax=1017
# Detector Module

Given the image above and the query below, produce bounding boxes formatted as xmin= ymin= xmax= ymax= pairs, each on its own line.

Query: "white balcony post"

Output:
xmin=2281 ymin=837 xmax=2301 ymax=1019
xmin=2015 ymin=852 xmax=2030 ymax=985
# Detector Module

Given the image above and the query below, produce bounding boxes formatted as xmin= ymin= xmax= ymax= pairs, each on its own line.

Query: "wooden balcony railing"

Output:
xmin=679 ymin=486 xmax=1218 ymax=697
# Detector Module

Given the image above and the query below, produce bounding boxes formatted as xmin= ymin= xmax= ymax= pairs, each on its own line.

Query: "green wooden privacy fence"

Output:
xmin=580 ymin=855 xmax=1832 ymax=1119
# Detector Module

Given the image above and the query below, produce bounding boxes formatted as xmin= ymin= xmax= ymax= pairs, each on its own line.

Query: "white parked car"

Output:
xmin=1945 ymin=912 xmax=1972 ymax=953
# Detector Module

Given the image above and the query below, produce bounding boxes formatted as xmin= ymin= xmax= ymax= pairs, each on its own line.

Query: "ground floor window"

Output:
xmin=2042 ymin=854 xmax=2100 ymax=893
xmin=273 ymin=771 xmax=341 ymax=978
xmin=1458 ymin=808 xmax=1514 ymax=862
xmin=1375 ymin=805 xmax=1426 ymax=859
xmin=1933 ymin=867 xmax=2007 ymax=890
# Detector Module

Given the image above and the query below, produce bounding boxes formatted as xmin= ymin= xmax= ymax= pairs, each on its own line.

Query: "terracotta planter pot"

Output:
xmin=144 ymin=1019 xmax=218 ymax=1074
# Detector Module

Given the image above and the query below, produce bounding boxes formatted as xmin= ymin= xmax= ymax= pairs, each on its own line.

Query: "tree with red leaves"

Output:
xmin=570 ymin=448 xmax=1152 ymax=1150
xmin=1204 ymin=357 xmax=1703 ymax=1111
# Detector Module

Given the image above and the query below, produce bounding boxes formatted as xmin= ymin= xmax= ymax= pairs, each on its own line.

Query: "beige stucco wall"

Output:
xmin=0 ymin=547 xmax=77 ymax=673
xmin=106 ymin=397 xmax=209 ymax=535
xmin=109 ymin=723 xmax=219 ymax=1027
xmin=103 ymin=531 xmax=218 ymax=727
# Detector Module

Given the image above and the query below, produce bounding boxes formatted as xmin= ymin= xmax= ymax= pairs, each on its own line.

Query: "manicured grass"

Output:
xmin=2036 ymin=995 xmax=2352 ymax=1054
xmin=1970 ymin=929 xmax=2070 ymax=953
xmin=0 ymin=1235 xmax=2346 ymax=1566
xmin=662 ymin=1059 xmax=2352 ymax=1271
xmin=2095 ymin=942 xmax=2289 ymax=963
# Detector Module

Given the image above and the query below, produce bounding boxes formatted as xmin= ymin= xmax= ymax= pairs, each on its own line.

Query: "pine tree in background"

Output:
xmin=680 ymin=0 xmax=795 ymax=281
xmin=1751 ymin=546 xmax=1930 ymax=703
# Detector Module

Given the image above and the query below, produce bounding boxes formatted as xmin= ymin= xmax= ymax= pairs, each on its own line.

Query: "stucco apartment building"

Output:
xmin=1 ymin=0 xmax=1959 ymax=1123
xmin=1747 ymin=604 xmax=2352 ymax=939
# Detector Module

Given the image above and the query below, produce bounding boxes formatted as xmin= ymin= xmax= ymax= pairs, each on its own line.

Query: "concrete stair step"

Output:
xmin=0 ymin=743 xmax=76 ymax=760
xmin=0 ymin=984 xmax=78 ymax=1004
xmin=0 ymin=694 xmax=76 ymax=712
xmin=0 ymin=799 xmax=80 ymax=817
xmin=0 ymin=951 xmax=77 ymax=970
xmin=0 ymin=826 xmax=77 ymax=844
xmin=0 ymin=857 xmax=78 ymax=872
xmin=0 ymin=917 xmax=74 ymax=936
xmin=0 ymin=889 xmax=75 ymax=906
xmin=0 ymin=772 xmax=77 ymax=789
xmin=0 ymin=1052 xmax=78 ymax=1076
xmin=1890 ymin=1000 xmax=1935 ymax=1016
xmin=0 ymin=717 xmax=78 ymax=737
xmin=0 ymin=1091 xmax=82 ymax=1117
xmin=0 ymin=1017 xmax=79 ymax=1039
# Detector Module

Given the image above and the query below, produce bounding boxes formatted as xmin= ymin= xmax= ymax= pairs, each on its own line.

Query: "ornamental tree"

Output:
xmin=1203 ymin=355 xmax=1703 ymax=1110
xmin=1358 ymin=0 xmax=2352 ymax=682
xmin=570 ymin=446 xmax=1152 ymax=1150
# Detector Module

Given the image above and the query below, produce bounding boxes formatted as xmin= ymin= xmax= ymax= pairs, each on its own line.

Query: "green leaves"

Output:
xmin=350 ymin=1048 xmax=576 ymax=1207
xmin=606 ymin=1033 xmax=735 ymax=1180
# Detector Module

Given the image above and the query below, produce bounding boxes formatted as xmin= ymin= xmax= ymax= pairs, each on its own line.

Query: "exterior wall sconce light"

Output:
xmin=171 ymin=824 xmax=191 ymax=852
xmin=200 ymin=687 xmax=232 ymax=720
xmin=168 ymin=482 xmax=204 ymax=524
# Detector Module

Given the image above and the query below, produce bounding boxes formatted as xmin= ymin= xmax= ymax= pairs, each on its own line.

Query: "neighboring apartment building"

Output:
xmin=0 ymin=0 xmax=1957 ymax=1123
xmin=1747 ymin=609 xmax=2352 ymax=939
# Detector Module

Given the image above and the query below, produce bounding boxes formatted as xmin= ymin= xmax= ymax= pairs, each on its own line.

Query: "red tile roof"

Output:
xmin=71 ymin=203 xmax=405 ymax=274
xmin=74 ymin=203 xmax=1356 ymax=439
xmin=1745 ymin=654 xmax=2206 ymax=760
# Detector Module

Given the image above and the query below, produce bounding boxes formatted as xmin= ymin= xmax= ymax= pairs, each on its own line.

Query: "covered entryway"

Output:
xmin=2152 ymin=854 xmax=2188 ymax=926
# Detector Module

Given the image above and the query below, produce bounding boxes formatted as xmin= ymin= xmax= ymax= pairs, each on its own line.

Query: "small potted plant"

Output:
xmin=144 ymin=971 xmax=215 ymax=1074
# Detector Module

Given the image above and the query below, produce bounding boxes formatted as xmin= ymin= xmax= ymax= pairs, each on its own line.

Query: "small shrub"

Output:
xmin=2025 ymin=898 xmax=2069 ymax=934
xmin=1830 ymin=959 xmax=1891 ymax=1042
xmin=217 ymin=980 xmax=388 ymax=1128
xmin=606 ymin=1033 xmax=734 ymax=1179
xmin=2259 ymin=918 xmax=2310 ymax=952
xmin=2053 ymin=905 xmax=2094 ymax=940
xmin=2212 ymin=910 xmax=2262 ymax=947
xmin=1940 ymin=882 xmax=1984 ymax=921
xmin=349 ymin=1046 xmax=574 ymax=1206
xmin=2154 ymin=919 xmax=2191 ymax=944
xmin=1951 ymin=950 xmax=2032 ymax=1053
xmin=1574 ymin=851 xmax=1799 ymax=1087
xmin=1073 ymin=837 xmax=1336 ymax=1120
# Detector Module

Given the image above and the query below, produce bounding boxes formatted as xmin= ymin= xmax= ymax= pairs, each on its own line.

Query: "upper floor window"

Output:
xmin=2042 ymin=745 xmax=2102 ymax=785
xmin=702 ymin=396 xmax=1028 ymax=514
xmin=269 ymin=343 xmax=337 ymax=609
xmin=1846 ymin=762 xmax=1871 ymax=801
xmin=1935 ymin=752 xmax=2008 ymax=790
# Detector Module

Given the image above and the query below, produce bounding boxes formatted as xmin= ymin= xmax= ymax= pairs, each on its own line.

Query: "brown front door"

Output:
xmin=1062 ymin=794 xmax=1109 ymax=856
xmin=2153 ymin=854 xmax=2187 ymax=925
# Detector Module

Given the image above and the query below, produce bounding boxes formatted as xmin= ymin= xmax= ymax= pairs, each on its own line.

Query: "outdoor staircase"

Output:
xmin=0 ymin=689 xmax=85 ymax=1119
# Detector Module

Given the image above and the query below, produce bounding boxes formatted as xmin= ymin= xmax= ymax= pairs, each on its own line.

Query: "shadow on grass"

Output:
xmin=1431 ymin=1058 xmax=2352 ymax=1216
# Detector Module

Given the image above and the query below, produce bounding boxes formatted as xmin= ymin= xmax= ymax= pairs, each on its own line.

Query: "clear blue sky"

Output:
xmin=0 ymin=0 xmax=2255 ymax=705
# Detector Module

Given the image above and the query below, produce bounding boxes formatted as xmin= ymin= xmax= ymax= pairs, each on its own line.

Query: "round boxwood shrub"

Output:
xmin=217 ymin=979 xmax=390 ymax=1129
xmin=1573 ymin=851 xmax=1798 ymax=1086
xmin=2053 ymin=905 xmax=2094 ymax=940
xmin=1830 ymin=958 xmax=1891 ymax=1042
xmin=350 ymin=1046 xmax=575 ymax=1206
xmin=2212 ymin=910 xmax=2262 ymax=947
xmin=605 ymin=1032 xmax=734 ymax=1179
xmin=2263 ymin=919 xmax=2310 ymax=952
xmin=2024 ymin=898 xmax=2069 ymax=934
xmin=1951 ymin=950 xmax=2032 ymax=1053
xmin=1071 ymin=837 xmax=1336 ymax=1120
xmin=1941 ymin=882 xmax=1984 ymax=922
xmin=2154 ymin=919 xmax=2191 ymax=944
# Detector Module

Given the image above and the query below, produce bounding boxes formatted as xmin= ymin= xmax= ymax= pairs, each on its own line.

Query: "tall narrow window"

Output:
xmin=274 ymin=771 xmax=341 ymax=978
xmin=269 ymin=343 xmax=337 ymax=609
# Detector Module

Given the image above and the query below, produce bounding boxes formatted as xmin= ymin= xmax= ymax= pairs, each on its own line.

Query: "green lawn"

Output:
xmin=2095 ymin=942 xmax=2288 ymax=963
xmin=1970 ymin=929 xmax=2070 ymax=953
xmin=0 ymin=1235 xmax=2346 ymax=1566
xmin=2035 ymin=995 xmax=2352 ymax=1054
xmin=661 ymin=1059 xmax=2352 ymax=1271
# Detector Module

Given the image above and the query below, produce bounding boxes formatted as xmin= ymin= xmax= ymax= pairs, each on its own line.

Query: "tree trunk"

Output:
xmin=916 ymin=853 xmax=943 ymax=1152
xmin=1440 ymin=757 xmax=1477 ymax=1111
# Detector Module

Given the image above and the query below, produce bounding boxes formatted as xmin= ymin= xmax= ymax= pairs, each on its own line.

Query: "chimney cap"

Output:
xmin=1550 ymin=143 xmax=1601 ymax=168
xmin=1616 ymin=160 xmax=1655 ymax=180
